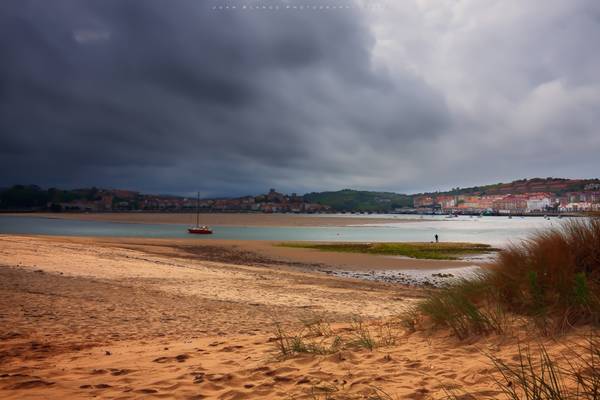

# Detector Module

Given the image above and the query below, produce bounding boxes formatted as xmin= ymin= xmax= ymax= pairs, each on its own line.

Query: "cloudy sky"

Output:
xmin=1 ymin=0 xmax=599 ymax=196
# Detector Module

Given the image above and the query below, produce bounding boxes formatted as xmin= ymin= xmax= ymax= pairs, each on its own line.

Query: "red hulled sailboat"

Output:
xmin=188 ymin=192 xmax=213 ymax=234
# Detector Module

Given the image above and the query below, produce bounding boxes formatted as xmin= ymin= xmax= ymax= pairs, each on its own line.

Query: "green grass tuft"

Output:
xmin=484 ymin=335 xmax=600 ymax=400
xmin=417 ymin=276 xmax=506 ymax=339
xmin=411 ymin=219 xmax=600 ymax=339
xmin=278 ymin=241 xmax=498 ymax=260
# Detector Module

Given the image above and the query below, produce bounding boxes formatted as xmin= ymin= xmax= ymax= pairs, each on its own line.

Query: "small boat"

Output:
xmin=188 ymin=192 xmax=213 ymax=235
xmin=188 ymin=225 xmax=212 ymax=234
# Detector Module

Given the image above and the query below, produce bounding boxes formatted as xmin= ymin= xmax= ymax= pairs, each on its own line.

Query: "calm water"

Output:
xmin=0 ymin=214 xmax=569 ymax=246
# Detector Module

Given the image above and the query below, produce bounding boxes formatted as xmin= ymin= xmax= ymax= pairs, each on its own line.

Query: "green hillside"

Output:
xmin=0 ymin=185 xmax=100 ymax=210
xmin=418 ymin=177 xmax=600 ymax=197
xmin=303 ymin=189 xmax=413 ymax=212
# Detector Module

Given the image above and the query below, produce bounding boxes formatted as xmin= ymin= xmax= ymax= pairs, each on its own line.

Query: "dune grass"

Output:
xmin=273 ymin=321 xmax=342 ymax=356
xmin=414 ymin=219 xmax=600 ymax=337
xmin=485 ymin=337 xmax=600 ymax=400
xmin=442 ymin=336 xmax=600 ymax=400
xmin=489 ymin=219 xmax=600 ymax=330
xmin=278 ymin=241 xmax=498 ymax=260
xmin=416 ymin=276 xmax=507 ymax=339
xmin=271 ymin=316 xmax=402 ymax=358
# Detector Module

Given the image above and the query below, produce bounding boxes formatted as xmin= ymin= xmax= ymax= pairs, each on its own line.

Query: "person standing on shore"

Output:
xmin=435 ymin=234 xmax=439 ymax=243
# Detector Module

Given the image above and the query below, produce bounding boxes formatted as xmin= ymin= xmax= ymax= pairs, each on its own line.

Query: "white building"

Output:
xmin=559 ymin=202 xmax=592 ymax=212
xmin=526 ymin=197 xmax=551 ymax=212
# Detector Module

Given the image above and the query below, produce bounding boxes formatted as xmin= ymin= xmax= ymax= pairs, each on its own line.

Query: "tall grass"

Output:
xmin=271 ymin=316 xmax=402 ymax=358
xmin=486 ymin=335 xmax=600 ymax=400
xmin=490 ymin=219 xmax=600 ymax=329
xmin=417 ymin=275 xmax=506 ymax=339
xmin=417 ymin=219 xmax=600 ymax=337
xmin=349 ymin=318 xmax=377 ymax=350
xmin=272 ymin=321 xmax=342 ymax=356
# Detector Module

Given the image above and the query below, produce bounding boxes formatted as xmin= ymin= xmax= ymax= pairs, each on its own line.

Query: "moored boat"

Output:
xmin=188 ymin=192 xmax=213 ymax=235
xmin=188 ymin=225 xmax=212 ymax=234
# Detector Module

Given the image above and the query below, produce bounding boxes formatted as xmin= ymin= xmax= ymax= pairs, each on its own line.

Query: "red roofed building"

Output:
xmin=493 ymin=195 xmax=528 ymax=214
xmin=414 ymin=196 xmax=435 ymax=208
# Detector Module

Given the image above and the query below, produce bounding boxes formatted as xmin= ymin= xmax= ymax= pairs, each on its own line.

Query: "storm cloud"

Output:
xmin=1 ymin=0 xmax=599 ymax=196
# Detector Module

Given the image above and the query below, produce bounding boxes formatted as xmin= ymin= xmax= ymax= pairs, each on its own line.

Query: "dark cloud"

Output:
xmin=1 ymin=1 xmax=598 ymax=196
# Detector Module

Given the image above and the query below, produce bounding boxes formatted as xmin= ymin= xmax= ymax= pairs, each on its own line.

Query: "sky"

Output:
xmin=1 ymin=0 xmax=599 ymax=197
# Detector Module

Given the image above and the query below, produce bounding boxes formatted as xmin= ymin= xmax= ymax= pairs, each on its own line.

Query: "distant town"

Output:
xmin=414 ymin=178 xmax=600 ymax=214
xmin=0 ymin=186 xmax=332 ymax=214
xmin=1 ymin=177 xmax=600 ymax=215
xmin=414 ymin=186 xmax=600 ymax=215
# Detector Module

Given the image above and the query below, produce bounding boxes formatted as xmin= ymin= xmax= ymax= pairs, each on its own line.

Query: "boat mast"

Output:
xmin=196 ymin=192 xmax=200 ymax=227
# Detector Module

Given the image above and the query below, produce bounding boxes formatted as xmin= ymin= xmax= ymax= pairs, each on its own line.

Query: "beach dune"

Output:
xmin=0 ymin=235 xmax=588 ymax=399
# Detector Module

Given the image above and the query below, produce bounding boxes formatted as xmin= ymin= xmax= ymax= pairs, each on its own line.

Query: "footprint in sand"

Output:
xmin=136 ymin=388 xmax=159 ymax=394
xmin=219 ymin=345 xmax=244 ymax=352
xmin=198 ymin=382 xmax=224 ymax=391
xmin=296 ymin=377 xmax=311 ymax=385
xmin=91 ymin=368 xmax=108 ymax=375
xmin=264 ymin=367 xmax=298 ymax=377
xmin=94 ymin=383 xmax=112 ymax=389
xmin=272 ymin=375 xmax=294 ymax=383
xmin=405 ymin=360 xmax=422 ymax=368
xmin=153 ymin=354 xmax=190 ymax=363
xmin=191 ymin=371 xmax=206 ymax=384
xmin=110 ymin=368 xmax=132 ymax=376
xmin=9 ymin=379 xmax=55 ymax=390
xmin=408 ymin=387 xmax=430 ymax=400
xmin=206 ymin=373 xmax=236 ymax=383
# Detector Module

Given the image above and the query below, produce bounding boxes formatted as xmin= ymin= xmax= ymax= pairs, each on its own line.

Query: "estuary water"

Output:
xmin=0 ymin=214 xmax=567 ymax=247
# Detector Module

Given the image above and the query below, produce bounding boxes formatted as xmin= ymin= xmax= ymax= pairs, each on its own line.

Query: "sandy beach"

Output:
xmin=10 ymin=212 xmax=421 ymax=227
xmin=0 ymin=234 xmax=591 ymax=399
xmin=29 ymin=235 xmax=474 ymax=271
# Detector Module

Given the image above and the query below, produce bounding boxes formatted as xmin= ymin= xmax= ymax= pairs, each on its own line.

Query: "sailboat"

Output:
xmin=188 ymin=192 xmax=213 ymax=234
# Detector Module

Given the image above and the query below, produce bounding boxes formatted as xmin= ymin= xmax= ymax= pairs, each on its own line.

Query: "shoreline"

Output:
xmin=1 ymin=212 xmax=424 ymax=227
xmin=1 ymin=234 xmax=481 ymax=274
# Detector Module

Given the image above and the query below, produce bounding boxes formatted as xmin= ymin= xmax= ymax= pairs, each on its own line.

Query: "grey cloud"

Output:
xmin=1 ymin=1 xmax=598 ymax=196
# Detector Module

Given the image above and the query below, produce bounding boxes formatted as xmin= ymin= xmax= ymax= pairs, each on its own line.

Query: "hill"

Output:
xmin=303 ymin=189 xmax=413 ymax=212
xmin=418 ymin=177 xmax=600 ymax=197
xmin=0 ymin=185 xmax=105 ymax=211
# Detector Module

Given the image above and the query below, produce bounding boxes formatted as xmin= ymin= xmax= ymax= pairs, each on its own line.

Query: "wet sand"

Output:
xmin=8 ymin=212 xmax=421 ymax=227
xmin=0 ymin=235 xmax=589 ymax=399
xmin=32 ymin=236 xmax=476 ymax=271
